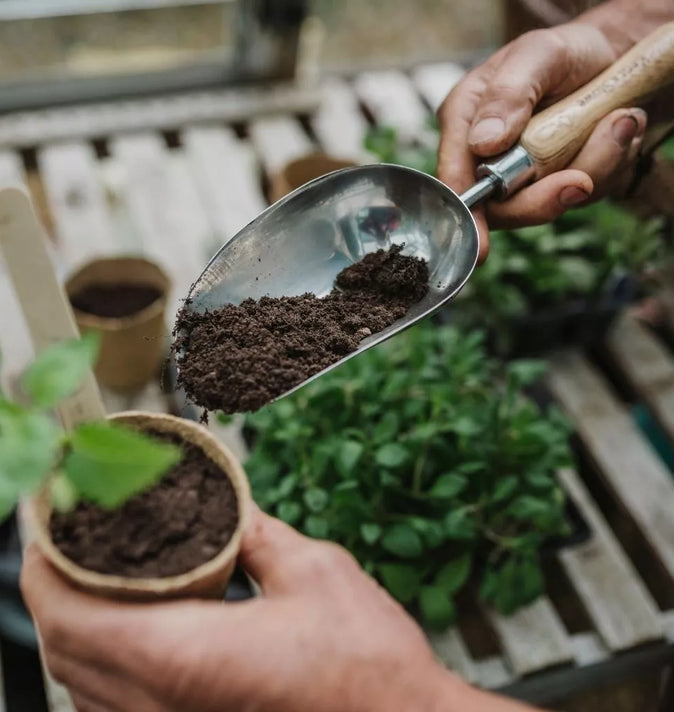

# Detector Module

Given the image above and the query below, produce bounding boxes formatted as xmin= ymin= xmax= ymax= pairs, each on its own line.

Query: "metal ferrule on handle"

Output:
xmin=459 ymin=145 xmax=535 ymax=208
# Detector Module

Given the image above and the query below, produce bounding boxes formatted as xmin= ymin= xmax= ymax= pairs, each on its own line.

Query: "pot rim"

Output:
xmin=26 ymin=411 xmax=250 ymax=597
xmin=65 ymin=256 xmax=171 ymax=332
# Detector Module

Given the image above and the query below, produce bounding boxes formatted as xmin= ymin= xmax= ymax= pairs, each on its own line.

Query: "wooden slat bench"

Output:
xmin=0 ymin=64 xmax=673 ymax=712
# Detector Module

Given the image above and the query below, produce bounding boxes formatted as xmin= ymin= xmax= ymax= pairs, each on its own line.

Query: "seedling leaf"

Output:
xmin=22 ymin=333 xmax=100 ymax=409
xmin=64 ymin=422 xmax=181 ymax=508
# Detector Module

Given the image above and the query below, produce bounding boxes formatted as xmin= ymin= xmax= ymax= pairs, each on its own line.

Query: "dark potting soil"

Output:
xmin=174 ymin=245 xmax=429 ymax=414
xmin=70 ymin=284 xmax=163 ymax=318
xmin=49 ymin=432 xmax=238 ymax=578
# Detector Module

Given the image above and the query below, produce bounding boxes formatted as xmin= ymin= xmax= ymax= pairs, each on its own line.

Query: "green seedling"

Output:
xmin=244 ymin=323 xmax=573 ymax=628
xmin=0 ymin=333 xmax=181 ymax=520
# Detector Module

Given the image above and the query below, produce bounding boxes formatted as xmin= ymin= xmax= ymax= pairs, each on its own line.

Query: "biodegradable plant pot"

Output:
xmin=26 ymin=411 xmax=251 ymax=601
xmin=269 ymin=152 xmax=358 ymax=203
xmin=65 ymin=257 xmax=171 ymax=393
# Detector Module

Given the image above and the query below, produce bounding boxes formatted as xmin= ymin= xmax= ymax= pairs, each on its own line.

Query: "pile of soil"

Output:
xmin=174 ymin=244 xmax=429 ymax=414
xmin=70 ymin=284 xmax=162 ymax=318
xmin=50 ymin=432 xmax=238 ymax=578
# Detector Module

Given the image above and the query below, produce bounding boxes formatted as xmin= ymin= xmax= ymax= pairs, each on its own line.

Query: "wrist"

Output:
xmin=573 ymin=0 xmax=672 ymax=56
xmin=375 ymin=661 xmax=476 ymax=712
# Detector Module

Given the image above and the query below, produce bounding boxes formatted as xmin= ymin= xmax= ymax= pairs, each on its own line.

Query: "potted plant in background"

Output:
xmin=364 ymin=124 xmax=667 ymax=357
xmin=0 ymin=333 xmax=250 ymax=600
xmin=242 ymin=323 xmax=575 ymax=628
xmin=65 ymin=256 xmax=171 ymax=393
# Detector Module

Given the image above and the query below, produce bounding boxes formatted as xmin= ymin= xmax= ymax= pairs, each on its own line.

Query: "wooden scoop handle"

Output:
xmin=521 ymin=21 xmax=674 ymax=178
xmin=0 ymin=187 xmax=106 ymax=428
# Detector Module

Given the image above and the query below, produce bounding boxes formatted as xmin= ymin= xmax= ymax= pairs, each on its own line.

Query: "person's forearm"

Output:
xmin=575 ymin=0 xmax=674 ymax=56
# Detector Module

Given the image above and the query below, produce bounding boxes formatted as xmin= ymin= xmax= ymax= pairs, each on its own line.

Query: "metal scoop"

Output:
xmin=184 ymin=24 xmax=674 ymax=398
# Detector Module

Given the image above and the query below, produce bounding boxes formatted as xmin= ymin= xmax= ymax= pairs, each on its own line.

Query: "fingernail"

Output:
xmin=469 ymin=117 xmax=506 ymax=146
xmin=612 ymin=114 xmax=640 ymax=148
xmin=559 ymin=186 xmax=590 ymax=207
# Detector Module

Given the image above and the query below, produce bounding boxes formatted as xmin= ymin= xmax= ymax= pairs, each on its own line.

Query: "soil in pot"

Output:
xmin=174 ymin=244 xmax=429 ymax=414
xmin=69 ymin=283 xmax=163 ymax=319
xmin=49 ymin=432 xmax=239 ymax=578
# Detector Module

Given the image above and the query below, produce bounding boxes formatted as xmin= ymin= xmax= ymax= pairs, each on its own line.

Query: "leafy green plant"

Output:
xmin=0 ymin=333 xmax=180 ymax=520
xmin=244 ymin=324 xmax=573 ymax=628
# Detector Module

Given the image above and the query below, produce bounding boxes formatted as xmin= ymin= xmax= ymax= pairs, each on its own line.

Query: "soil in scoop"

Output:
xmin=50 ymin=431 xmax=238 ymax=578
xmin=174 ymin=244 xmax=429 ymax=414
xmin=70 ymin=284 xmax=163 ymax=319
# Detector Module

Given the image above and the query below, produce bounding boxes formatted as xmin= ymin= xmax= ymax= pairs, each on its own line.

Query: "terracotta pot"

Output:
xmin=269 ymin=152 xmax=358 ymax=202
xmin=26 ymin=411 xmax=251 ymax=601
xmin=65 ymin=257 xmax=170 ymax=393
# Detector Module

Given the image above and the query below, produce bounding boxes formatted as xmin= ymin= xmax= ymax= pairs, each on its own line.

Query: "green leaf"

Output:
xmin=22 ymin=333 xmax=100 ymax=409
xmin=381 ymin=524 xmax=424 ymax=559
xmin=277 ymin=501 xmax=302 ymax=525
xmin=305 ymin=515 xmax=329 ymax=539
xmin=444 ymin=509 xmax=478 ymax=541
xmin=525 ymin=472 xmax=555 ymax=489
xmin=488 ymin=557 xmax=545 ymax=615
xmin=419 ymin=586 xmax=456 ymax=629
xmin=336 ymin=440 xmax=364 ymax=477
xmin=360 ymin=522 xmax=382 ymax=545
xmin=303 ymin=487 xmax=329 ymax=513
xmin=375 ymin=443 xmax=409 ymax=468
xmin=449 ymin=417 xmax=481 ymax=437
xmin=435 ymin=553 xmax=472 ymax=594
xmin=428 ymin=473 xmax=468 ymax=499
xmin=0 ymin=408 xmax=60 ymax=494
xmin=64 ymin=422 xmax=181 ymax=508
xmin=378 ymin=563 xmax=421 ymax=603
xmin=507 ymin=360 xmax=547 ymax=387
xmin=492 ymin=476 xmax=518 ymax=503
xmin=507 ymin=495 xmax=551 ymax=521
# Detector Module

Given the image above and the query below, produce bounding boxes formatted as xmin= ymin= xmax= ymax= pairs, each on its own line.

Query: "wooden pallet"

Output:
xmin=0 ymin=64 xmax=673 ymax=711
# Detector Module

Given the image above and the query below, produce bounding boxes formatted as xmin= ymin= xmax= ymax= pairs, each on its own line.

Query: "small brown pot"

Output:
xmin=269 ymin=152 xmax=358 ymax=203
xmin=26 ymin=411 xmax=251 ymax=601
xmin=65 ymin=257 xmax=170 ymax=393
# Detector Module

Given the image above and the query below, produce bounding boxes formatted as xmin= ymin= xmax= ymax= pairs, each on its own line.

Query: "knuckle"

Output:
xmin=294 ymin=541 xmax=355 ymax=582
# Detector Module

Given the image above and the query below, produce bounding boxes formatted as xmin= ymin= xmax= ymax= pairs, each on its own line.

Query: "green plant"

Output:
xmin=243 ymin=324 xmax=573 ymax=628
xmin=0 ymin=333 xmax=180 ymax=520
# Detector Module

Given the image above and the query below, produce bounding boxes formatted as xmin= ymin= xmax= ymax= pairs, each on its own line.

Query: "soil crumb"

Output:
xmin=50 ymin=431 xmax=238 ymax=578
xmin=173 ymin=245 xmax=429 ymax=414
xmin=70 ymin=284 xmax=162 ymax=318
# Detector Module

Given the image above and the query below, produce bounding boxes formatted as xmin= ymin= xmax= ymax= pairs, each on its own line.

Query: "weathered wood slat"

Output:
xmin=39 ymin=141 xmax=116 ymax=273
xmin=248 ymin=115 xmax=315 ymax=177
xmin=109 ymin=133 xmax=213 ymax=320
xmin=0 ymin=150 xmax=25 ymax=187
xmin=557 ymin=468 xmax=663 ymax=649
xmin=182 ymin=125 xmax=267 ymax=244
xmin=353 ymin=69 xmax=429 ymax=141
xmin=0 ymin=151 xmax=33 ymax=391
xmin=411 ymin=62 xmax=466 ymax=113
xmin=475 ymin=656 xmax=512 ymax=689
xmin=428 ymin=629 xmax=479 ymax=684
xmin=569 ymin=632 xmax=610 ymax=667
xmin=548 ymin=351 xmax=674 ymax=581
xmin=0 ymin=84 xmax=319 ymax=148
xmin=311 ymin=78 xmax=370 ymax=162
xmin=605 ymin=312 xmax=674 ymax=443
xmin=487 ymin=598 xmax=573 ymax=675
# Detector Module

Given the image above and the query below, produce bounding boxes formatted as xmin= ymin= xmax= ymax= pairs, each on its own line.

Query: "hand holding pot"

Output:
xmin=437 ymin=0 xmax=674 ymax=260
xmin=22 ymin=506 xmax=541 ymax=712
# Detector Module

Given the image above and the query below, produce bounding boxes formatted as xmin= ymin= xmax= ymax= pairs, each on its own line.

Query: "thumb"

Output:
xmin=238 ymin=503 xmax=312 ymax=594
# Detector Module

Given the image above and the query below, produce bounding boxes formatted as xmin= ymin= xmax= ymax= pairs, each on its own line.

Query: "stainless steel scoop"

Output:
xmin=183 ymin=24 xmax=674 ymax=399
